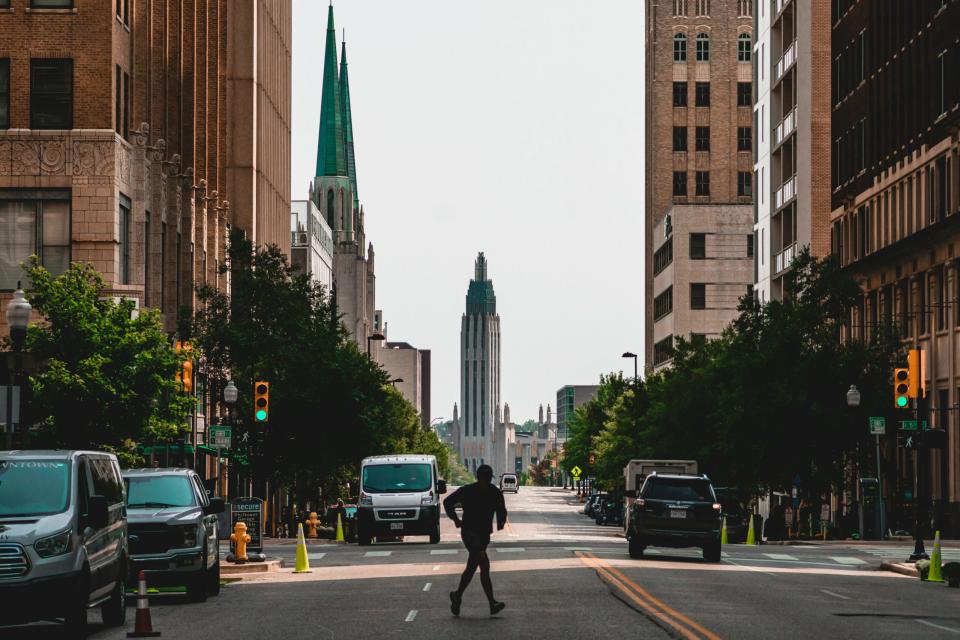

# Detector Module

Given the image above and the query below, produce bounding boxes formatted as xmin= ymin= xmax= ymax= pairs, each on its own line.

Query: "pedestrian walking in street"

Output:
xmin=443 ymin=464 xmax=508 ymax=617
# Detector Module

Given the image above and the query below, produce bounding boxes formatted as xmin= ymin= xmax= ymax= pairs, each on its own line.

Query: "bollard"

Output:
xmin=306 ymin=511 xmax=321 ymax=538
xmin=230 ymin=521 xmax=251 ymax=563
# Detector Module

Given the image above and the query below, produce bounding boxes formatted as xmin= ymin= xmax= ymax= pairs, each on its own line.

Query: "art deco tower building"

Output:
xmin=459 ymin=253 xmax=501 ymax=475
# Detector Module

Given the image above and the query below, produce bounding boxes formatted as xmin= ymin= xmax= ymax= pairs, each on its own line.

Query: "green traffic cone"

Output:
xmin=746 ymin=513 xmax=757 ymax=545
xmin=720 ymin=516 xmax=729 ymax=545
xmin=928 ymin=530 xmax=945 ymax=583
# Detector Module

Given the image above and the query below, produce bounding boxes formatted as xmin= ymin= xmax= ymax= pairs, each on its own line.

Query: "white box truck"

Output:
xmin=622 ymin=460 xmax=698 ymax=531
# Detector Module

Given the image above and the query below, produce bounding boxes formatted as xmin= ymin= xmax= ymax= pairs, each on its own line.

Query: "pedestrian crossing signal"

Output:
xmin=894 ymin=368 xmax=909 ymax=408
xmin=254 ymin=381 xmax=269 ymax=422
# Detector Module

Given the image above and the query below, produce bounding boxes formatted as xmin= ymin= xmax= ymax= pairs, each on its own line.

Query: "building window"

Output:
xmin=673 ymin=126 xmax=688 ymax=151
xmin=690 ymin=233 xmax=706 ymax=259
xmin=654 ymin=335 xmax=674 ymax=366
xmin=673 ymin=82 xmax=688 ymax=107
xmin=737 ymin=126 xmax=752 ymax=151
xmin=673 ymin=0 xmax=687 ymax=16
xmin=695 ymin=0 xmax=710 ymax=17
xmin=695 ymin=126 xmax=710 ymax=151
xmin=0 ymin=189 xmax=71 ymax=289
xmin=0 ymin=59 xmax=9 ymax=129
xmin=695 ymin=171 xmax=710 ymax=196
xmin=120 ymin=193 xmax=131 ymax=284
xmin=747 ymin=234 xmax=754 ymax=258
xmin=31 ymin=0 xmax=74 ymax=6
xmin=654 ymin=237 xmax=673 ymax=275
xmin=123 ymin=72 xmax=130 ymax=139
xmin=30 ymin=59 xmax=72 ymax=129
xmin=695 ymin=33 xmax=710 ymax=62
xmin=673 ymin=172 xmax=688 ymax=197
xmin=144 ymin=211 xmax=151 ymax=307
xmin=738 ymin=33 xmax=752 ymax=62
xmin=690 ymin=283 xmax=706 ymax=309
xmin=737 ymin=0 xmax=751 ymax=17
xmin=116 ymin=0 xmax=120 ymax=17
xmin=160 ymin=222 xmax=166 ymax=308
xmin=936 ymin=50 xmax=947 ymax=117
xmin=115 ymin=65 xmax=121 ymax=135
xmin=654 ymin=286 xmax=674 ymax=321
xmin=737 ymin=81 xmax=752 ymax=107
xmin=738 ymin=171 xmax=753 ymax=197
xmin=674 ymin=33 xmax=687 ymax=62
xmin=123 ymin=0 xmax=129 ymax=24
xmin=695 ymin=82 xmax=710 ymax=106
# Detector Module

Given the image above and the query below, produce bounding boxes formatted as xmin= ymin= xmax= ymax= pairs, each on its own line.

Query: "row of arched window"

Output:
xmin=673 ymin=32 xmax=752 ymax=63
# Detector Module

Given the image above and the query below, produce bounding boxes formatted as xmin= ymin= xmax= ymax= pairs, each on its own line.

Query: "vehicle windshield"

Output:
xmin=125 ymin=475 xmax=197 ymax=508
xmin=0 ymin=460 xmax=70 ymax=517
xmin=643 ymin=478 xmax=715 ymax=502
xmin=362 ymin=463 xmax=432 ymax=493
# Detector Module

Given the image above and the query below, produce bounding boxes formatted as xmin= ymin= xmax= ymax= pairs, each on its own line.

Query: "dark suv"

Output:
xmin=626 ymin=473 xmax=722 ymax=562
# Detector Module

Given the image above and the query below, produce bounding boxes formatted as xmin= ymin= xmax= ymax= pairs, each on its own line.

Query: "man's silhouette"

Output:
xmin=443 ymin=464 xmax=508 ymax=616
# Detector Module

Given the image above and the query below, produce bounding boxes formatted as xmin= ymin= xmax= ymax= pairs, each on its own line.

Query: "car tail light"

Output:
xmin=712 ymin=503 xmax=722 ymax=511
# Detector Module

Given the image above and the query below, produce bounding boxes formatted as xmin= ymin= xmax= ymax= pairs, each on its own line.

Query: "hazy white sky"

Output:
xmin=291 ymin=0 xmax=645 ymax=423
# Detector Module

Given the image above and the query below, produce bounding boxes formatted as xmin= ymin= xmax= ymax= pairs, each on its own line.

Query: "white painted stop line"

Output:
xmin=405 ymin=610 xmax=418 ymax=622
xmin=764 ymin=553 xmax=798 ymax=561
xmin=364 ymin=551 xmax=392 ymax=557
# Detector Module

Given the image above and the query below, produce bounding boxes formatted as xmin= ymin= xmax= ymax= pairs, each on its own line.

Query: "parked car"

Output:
xmin=500 ymin=473 xmax=519 ymax=493
xmin=357 ymin=454 xmax=446 ymax=545
xmin=626 ymin=472 xmax=722 ymax=562
xmin=123 ymin=468 xmax=224 ymax=602
xmin=714 ymin=487 xmax=750 ymax=543
xmin=583 ymin=493 xmax=603 ymax=517
xmin=0 ymin=450 xmax=128 ymax=635
xmin=596 ymin=495 xmax=624 ymax=526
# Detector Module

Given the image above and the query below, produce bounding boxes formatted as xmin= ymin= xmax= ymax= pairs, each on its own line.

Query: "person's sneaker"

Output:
xmin=449 ymin=591 xmax=462 ymax=616
xmin=490 ymin=601 xmax=506 ymax=616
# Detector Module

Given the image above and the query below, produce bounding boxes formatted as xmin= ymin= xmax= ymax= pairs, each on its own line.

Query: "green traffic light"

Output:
xmin=256 ymin=409 xmax=267 ymax=421
xmin=896 ymin=396 xmax=908 ymax=408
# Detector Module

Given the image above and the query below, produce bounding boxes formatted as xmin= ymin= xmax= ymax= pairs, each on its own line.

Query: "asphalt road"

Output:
xmin=6 ymin=487 xmax=960 ymax=639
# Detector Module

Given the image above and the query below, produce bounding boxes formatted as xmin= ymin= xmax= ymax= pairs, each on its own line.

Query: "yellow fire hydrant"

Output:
xmin=306 ymin=511 xmax=321 ymax=538
xmin=230 ymin=521 xmax=251 ymax=563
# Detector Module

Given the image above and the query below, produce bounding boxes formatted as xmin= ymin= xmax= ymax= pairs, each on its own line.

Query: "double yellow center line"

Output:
xmin=576 ymin=551 xmax=721 ymax=640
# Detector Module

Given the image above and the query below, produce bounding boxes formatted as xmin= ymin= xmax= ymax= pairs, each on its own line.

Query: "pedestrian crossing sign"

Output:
xmin=570 ymin=465 xmax=582 ymax=478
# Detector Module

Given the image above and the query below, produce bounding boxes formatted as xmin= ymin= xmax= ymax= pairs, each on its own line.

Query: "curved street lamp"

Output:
xmin=846 ymin=385 xmax=861 ymax=408
xmin=5 ymin=283 xmax=31 ymax=449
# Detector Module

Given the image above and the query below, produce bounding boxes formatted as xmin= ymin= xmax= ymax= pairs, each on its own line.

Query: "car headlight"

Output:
xmin=35 ymin=529 xmax=72 ymax=558
xmin=174 ymin=524 xmax=199 ymax=548
xmin=359 ymin=493 xmax=373 ymax=506
xmin=421 ymin=491 xmax=434 ymax=505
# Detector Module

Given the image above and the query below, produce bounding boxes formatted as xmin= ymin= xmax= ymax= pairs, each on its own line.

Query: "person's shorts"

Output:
xmin=461 ymin=529 xmax=491 ymax=553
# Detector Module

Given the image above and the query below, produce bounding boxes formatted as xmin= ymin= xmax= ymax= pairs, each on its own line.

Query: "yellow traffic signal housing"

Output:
xmin=907 ymin=349 xmax=920 ymax=398
xmin=254 ymin=381 xmax=269 ymax=422
xmin=174 ymin=341 xmax=193 ymax=393
xmin=894 ymin=368 xmax=910 ymax=409
xmin=181 ymin=359 xmax=193 ymax=394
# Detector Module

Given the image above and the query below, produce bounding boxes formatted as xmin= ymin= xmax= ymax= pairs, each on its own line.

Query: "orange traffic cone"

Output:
xmin=127 ymin=570 xmax=161 ymax=637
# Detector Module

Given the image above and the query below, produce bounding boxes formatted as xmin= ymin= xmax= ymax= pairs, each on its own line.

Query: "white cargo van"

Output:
xmin=357 ymin=455 xmax=446 ymax=545
xmin=499 ymin=473 xmax=519 ymax=493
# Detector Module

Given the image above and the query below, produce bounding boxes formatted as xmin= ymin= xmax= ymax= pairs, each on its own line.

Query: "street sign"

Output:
xmin=900 ymin=420 xmax=929 ymax=432
xmin=869 ymin=416 xmax=886 ymax=435
xmin=209 ymin=425 xmax=232 ymax=449
xmin=570 ymin=465 xmax=582 ymax=479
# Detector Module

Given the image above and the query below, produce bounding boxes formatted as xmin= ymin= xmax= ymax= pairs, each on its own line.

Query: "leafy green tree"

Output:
xmin=21 ymin=258 xmax=191 ymax=463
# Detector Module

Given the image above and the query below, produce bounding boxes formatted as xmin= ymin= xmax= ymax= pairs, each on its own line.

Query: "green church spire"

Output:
xmin=340 ymin=39 xmax=359 ymax=205
xmin=316 ymin=4 xmax=346 ymax=177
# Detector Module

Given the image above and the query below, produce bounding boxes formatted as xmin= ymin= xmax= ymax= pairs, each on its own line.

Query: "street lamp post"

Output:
xmin=5 ymin=284 xmax=31 ymax=450
xmin=222 ymin=380 xmax=238 ymax=498
xmin=367 ymin=332 xmax=385 ymax=358
xmin=847 ymin=385 xmax=885 ymax=541
xmin=622 ymin=352 xmax=638 ymax=384
xmin=389 ymin=377 xmax=404 ymax=388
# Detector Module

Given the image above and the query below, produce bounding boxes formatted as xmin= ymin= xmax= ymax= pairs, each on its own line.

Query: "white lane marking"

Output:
xmin=830 ymin=556 xmax=867 ymax=565
xmin=423 ymin=582 xmax=432 ymax=592
xmin=364 ymin=550 xmax=392 ymax=557
xmin=820 ymin=589 xmax=850 ymax=600
xmin=307 ymin=553 xmax=326 ymax=560
xmin=916 ymin=619 xmax=960 ymax=634
xmin=405 ymin=610 xmax=418 ymax=622
xmin=565 ymin=547 xmax=593 ymax=551
xmin=721 ymin=551 xmax=730 ymax=558
xmin=645 ymin=548 xmax=662 ymax=554
xmin=764 ymin=553 xmax=799 ymax=561
xmin=432 ymin=565 xmax=440 ymax=571
xmin=723 ymin=557 xmax=778 ymax=577
xmin=495 ymin=547 xmax=525 ymax=553
xmin=430 ymin=549 xmax=458 ymax=555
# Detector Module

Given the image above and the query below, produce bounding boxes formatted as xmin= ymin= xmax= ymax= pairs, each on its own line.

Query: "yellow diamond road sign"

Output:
xmin=570 ymin=465 xmax=582 ymax=478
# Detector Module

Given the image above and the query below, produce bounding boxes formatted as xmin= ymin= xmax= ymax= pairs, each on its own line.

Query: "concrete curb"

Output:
xmin=881 ymin=560 xmax=919 ymax=578
xmin=221 ymin=559 xmax=283 ymax=575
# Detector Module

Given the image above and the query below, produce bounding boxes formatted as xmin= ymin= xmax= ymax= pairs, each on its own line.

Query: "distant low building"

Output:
xmin=291 ymin=198 xmax=334 ymax=290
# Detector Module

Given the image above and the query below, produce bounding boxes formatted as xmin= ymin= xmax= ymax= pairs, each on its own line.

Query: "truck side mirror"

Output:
xmin=437 ymin=480 xmax=447 ymax=494
xmin=205 ymin=497 xmax=226 ymax=515
xmin=88 ymin=495 xmax=110 ymax=529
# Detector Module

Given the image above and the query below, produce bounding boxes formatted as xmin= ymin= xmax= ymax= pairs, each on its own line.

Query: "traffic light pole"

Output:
xmin=909 ymin=389 xmax=929 ymax=561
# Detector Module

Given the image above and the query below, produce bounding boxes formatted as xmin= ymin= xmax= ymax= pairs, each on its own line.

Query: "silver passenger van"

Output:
xmin=0 ymin=450 xmax=128 ymax=636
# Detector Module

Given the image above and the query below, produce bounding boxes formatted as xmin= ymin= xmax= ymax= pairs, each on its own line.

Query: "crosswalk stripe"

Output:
xmin=364 ymin=551 xmax=392 ymax=557
xmin=308 ymin=553 xmax=326 ymax=560
xmin=645 ymin=548 xmax=662 ymax=554
xmin=565 ymin=547 xmax=593 ymax=551
xmin=830 ymin=556 xmax=867 ymax=565
xmin=764 ymin=553 xmax=798 ymax=561
xmin=430 ymin=549 xmax=458 ymax=555
xmin=495 ymin=547 xmax=525 ymax=553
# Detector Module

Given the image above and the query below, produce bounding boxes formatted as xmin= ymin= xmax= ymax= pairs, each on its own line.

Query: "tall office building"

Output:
xmin=645 ymin=0 xmax=755 ymax=372
xmin=753 ymin=0 xmax=832 ymax=301
xmin=459 ymin=252 xmax=502 ymax=475
xmin=831 ymin=1 xmax=960 ymax=533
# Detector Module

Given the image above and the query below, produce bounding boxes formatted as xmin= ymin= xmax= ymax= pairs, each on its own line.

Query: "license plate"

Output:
xmin=670 ymin=509 xmax=687 ymax=519
xmin=390 ymin=522 xmax=404 ymax=530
